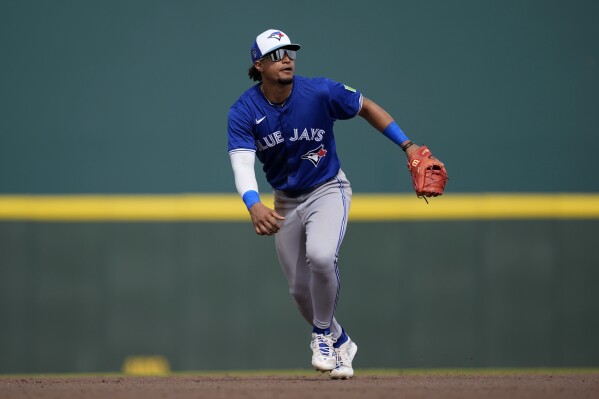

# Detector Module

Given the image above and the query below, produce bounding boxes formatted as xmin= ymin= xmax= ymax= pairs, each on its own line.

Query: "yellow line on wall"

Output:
xmin=0 ymin=194 xmax=249 ymax=222
xmin=0 ymin=193 xmax=598 ymax=222
xmin=352 ymin=194 xmax=599 ymax=220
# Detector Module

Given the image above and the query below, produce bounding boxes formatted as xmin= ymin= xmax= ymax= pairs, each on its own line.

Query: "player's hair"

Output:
xmin=248 ymin=65 xmax=262 ymax=82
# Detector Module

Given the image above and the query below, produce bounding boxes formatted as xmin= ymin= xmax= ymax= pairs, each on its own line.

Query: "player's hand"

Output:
xmin=406 ymin=145 xmax=448 ymax=200
xmin=248 ymin=202 xmax=285 ymax=236
xmin=405 ymin=144 xmax=443 ymax=194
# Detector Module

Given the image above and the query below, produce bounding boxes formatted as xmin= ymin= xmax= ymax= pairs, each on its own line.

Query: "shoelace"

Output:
xmin=314 ymin=334 xmax=336 ymax=356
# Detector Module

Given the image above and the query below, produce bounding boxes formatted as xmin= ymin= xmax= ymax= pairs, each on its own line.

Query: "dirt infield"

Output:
xmin=1 ymin=372 xmax=598 ymax=399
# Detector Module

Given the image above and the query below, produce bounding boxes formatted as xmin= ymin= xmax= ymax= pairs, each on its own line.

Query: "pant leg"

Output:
xmin=301 ymin=172 xmax=352 ymax=333
xmin=274 ymin=173 xmax=350 ymax=338
xmin=274 ymin=203 xmax=314 ymax=325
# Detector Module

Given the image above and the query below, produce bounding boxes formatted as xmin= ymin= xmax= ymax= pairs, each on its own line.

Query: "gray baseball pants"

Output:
xmin=273 ymin=169 xmax=352 ymax=339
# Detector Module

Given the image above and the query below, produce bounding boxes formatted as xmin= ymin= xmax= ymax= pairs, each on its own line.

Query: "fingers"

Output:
xmin=253 ymin=210 xmax=285 ymax=236
xmin=255 ymin=221 xmax=278 ymax=236
xmin=255 ymin=221 xmax=278 ymax=235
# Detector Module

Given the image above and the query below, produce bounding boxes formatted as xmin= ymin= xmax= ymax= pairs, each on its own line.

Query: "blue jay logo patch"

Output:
xmin=301 ymin=144 xmax=327 ymax=167
xmin=268 ymin=31 xmax=285 ymax=41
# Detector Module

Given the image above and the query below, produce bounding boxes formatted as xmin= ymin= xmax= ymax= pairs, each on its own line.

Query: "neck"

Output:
xmin=261 ymin=81 xmax=293 ymax=105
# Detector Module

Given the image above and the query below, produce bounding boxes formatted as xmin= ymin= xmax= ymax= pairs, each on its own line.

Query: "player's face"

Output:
xmin=256 ymin=50 xmax=295 ymax=85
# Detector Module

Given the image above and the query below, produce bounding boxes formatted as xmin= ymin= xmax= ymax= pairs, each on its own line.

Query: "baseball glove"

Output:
xmin=407 ymin=145 xmax=448 ymax=202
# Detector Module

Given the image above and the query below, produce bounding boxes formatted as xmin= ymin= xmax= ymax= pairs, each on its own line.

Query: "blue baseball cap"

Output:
xmin=251 ymin=29 xmax=301 ymax=62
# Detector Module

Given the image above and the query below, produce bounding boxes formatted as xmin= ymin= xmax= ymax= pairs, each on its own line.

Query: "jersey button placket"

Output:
xmin=280 ymin=114 xmax=297 ymax=188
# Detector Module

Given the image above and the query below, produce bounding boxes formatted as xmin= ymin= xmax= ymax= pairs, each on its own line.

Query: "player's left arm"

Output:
xmin=359 ymin=97 xmax=448 ymax=198
xmin=358 ymin=97 xmax=419 ymax=156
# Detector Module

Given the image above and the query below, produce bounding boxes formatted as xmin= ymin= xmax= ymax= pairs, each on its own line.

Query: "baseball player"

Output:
xmin=228 ymin=29 xmax=445 ymax=379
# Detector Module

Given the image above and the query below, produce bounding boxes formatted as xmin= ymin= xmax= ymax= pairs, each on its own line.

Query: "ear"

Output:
xmin=254 ymin=61 xmax=263 ymax=72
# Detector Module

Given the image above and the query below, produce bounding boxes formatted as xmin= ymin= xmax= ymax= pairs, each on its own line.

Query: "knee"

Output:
xmin=306 ymin=248 xmax=338 ymax=274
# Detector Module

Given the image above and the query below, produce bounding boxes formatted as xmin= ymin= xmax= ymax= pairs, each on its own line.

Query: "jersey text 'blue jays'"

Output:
xmin=228 ymin=76 xmax=363 ymax=191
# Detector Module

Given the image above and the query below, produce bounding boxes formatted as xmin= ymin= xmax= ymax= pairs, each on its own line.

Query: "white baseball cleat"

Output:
xmin=310 ymin=332 xmax=337 ymax=371
xmin=329 ymin=338 xmax=358 ymax=379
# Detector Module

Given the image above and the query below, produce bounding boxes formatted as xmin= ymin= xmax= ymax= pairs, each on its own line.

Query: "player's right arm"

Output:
xmin=229 ymin=150 xmax=284 ymax=236
xmin=228 ymin=104 xmax=284 ymax=236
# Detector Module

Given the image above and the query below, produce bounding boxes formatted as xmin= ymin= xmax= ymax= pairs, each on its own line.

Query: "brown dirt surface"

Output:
xmin=1 ymin=372 xmax=599 ymax=399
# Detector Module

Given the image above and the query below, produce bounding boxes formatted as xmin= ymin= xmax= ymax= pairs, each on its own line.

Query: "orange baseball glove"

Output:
xmin=407 ymin=146 xmax=448 ymax=201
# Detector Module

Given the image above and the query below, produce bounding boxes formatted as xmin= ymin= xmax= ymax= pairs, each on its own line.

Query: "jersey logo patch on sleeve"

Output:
xmin=301 ymin=144 xmax=327 ymax=167
xmin=343 ymin=84 xmax=356 ymax=92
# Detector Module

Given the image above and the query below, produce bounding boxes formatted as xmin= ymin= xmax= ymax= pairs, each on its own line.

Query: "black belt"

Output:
xmin=280 ymin=176 xmax=337 ymax=198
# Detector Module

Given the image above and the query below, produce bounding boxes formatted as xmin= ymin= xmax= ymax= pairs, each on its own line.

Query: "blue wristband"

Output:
xmin=382 ymin=121 xmax=410 ymax=147
xmin=242 ymin=190 xmax=261 ymax=210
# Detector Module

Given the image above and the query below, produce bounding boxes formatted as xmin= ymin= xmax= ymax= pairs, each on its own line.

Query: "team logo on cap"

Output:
xmin=301 ymin=144 xmax=327 ymax=167
xmin=268 ymin=31 xmax=285 ymax=41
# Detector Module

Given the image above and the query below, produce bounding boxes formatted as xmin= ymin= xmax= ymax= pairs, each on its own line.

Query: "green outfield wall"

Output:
xmin=1 ymin=0 xmax=599 ymax=374
xmin=1 ymin=219 xmax=598 ymax=373
xmin=1 ymin=0 xmax=598 ymax=194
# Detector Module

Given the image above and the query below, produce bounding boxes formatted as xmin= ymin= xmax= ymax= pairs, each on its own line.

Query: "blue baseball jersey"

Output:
xmin=228 ymin=76 xmax=363 ymax=191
